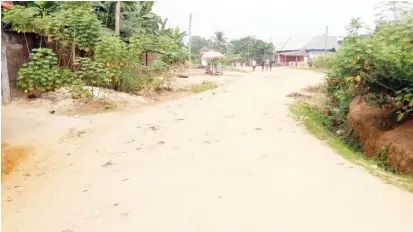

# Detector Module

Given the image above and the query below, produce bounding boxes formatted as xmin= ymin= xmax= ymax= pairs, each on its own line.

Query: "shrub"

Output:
xmin=8 ymin=2 xmax=189 ymax=96
xmin=94 ymin=34 xmax=128 ymax=88
xmin=17 ymin=48 xmax=74 ymax=95
xmin=313 ymin=56 xmax=332 ymax=69
xmin=117 ymin=71 xmax=147 ymax=93
xmin=326 ymin=14 xmax=413 ymax=125
xmin=69 ymin=79 xmax=92 ymax=99
xmin=74 ymin=57 xmax=110 ymax=88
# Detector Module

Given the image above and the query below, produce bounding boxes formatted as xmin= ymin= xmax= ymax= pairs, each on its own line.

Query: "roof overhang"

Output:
xmin=278 ymin=51 xmax=307 ymax=56
xmin=277 ymin=48 xmax=336 ymax=54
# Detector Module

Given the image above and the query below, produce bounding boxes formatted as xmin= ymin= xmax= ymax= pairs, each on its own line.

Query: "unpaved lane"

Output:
xmin=3 ymin=68 xmax=413 ymax=232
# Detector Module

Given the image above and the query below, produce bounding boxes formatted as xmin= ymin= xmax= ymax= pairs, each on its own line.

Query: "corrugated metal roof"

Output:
xmin=276 ymin=37 xmax=312 ymax=52
xmin=303 ymin=36 xmax=339 ymax=50
xmin=276 ymin=36 xmax=341 ymax=52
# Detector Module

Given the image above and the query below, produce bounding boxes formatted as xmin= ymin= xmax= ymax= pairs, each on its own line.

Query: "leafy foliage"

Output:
xmin=190 ymin=36 xmax=213 ymax=58
xmin=212 ymin=31 xmax=228 ymax=54
xmin=41 ymin=3 xmax=103 ymax=51
xmin=374 ymin=1 xmax=413 ymax=22
xmin=74 ymin=57 xmax=110 ymax=87
xmin=189 ymin=33 xmax=274 ymax=63
xmin=17 ymin=48 xmax=74 ymax=94
xmin=313 ymin=56 xmax=332 ymax=69
xmin=4 ymin=1 xmax=189 ymax=98
xmin=2 ymin=5 xmax=40 ymax=33
xmin=120 ymin=2 xmax=161 ymax=36
xmin=228 ymin=36 xmax=274 ymax=62
xmin=326 ymin=10 xmax=413 ymax=126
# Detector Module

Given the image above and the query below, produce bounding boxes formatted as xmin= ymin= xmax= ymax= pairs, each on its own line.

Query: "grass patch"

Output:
xmin=188 ymin=81 xmax=218 ymax=93
xmin=290 ymin=101 xmax=413 ymax=193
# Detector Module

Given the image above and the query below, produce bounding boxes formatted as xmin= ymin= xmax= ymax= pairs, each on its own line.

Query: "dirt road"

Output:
xmin=2 ymin=68 xmax=413 ymax=232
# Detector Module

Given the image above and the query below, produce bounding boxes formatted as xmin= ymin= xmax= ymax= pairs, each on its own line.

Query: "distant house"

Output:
xmin=275 ymin=36 xmax=341 ymax=66
xmin=275 ymin=37 xmax=312 ymax=66
xmin=303 ymin=36 xmax=341 ymax=60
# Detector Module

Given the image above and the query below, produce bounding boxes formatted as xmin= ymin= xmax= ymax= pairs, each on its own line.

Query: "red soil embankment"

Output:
xmin=348 ymin=96 xmax=413 ymax=173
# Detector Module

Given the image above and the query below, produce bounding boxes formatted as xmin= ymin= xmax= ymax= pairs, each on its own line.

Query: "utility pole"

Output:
xmin=115 ymin=1 xmax=121 ymax=35
xmin=324 ymin=26 xmax=328 ymax=56
xmin=188 ymin=13 xmax=192 ymax=62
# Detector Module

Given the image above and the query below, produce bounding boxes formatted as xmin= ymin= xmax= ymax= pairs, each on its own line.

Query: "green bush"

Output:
xmin=326 ymin=14 xmax=413 ymax=124
xmin=74 ymin=57 xmax=110 ymax=87
xmin=216 ymin=57 xmax=232 ymax=66
xmin=94 ymin=34 xmax=128 ymax=87
xmin=7 ymin=2 xmax=189 ymax=96
xmin=69 ymin=79 xmax=92 ymax=99
xmin=313 ymin=56 xmax=332 ymax=69
xmin=17 ymin=48 xmax=74 ymax=94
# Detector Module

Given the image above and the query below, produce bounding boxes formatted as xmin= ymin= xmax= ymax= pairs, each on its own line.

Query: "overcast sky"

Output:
xmin=153 ymin=0 xmax=384 ymax=46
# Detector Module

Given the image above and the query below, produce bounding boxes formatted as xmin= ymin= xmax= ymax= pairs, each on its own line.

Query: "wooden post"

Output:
xmin=2 ymin=29 xmax=11 ymax=104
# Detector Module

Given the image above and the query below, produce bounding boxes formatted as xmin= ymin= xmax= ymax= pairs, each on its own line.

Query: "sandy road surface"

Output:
xmin=2 ymin=68 xmax=413 ymax=232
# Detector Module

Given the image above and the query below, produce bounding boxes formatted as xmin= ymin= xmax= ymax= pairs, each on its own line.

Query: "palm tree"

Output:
xmin=346 ymin=17 xmax=362 ymax=34
xmin=212 ymin=31 xmax=227 ymax=54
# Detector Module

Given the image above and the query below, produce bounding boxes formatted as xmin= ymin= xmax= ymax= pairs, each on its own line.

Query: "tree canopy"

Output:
xmin=190 ymin=31 xmax=274 ymax=62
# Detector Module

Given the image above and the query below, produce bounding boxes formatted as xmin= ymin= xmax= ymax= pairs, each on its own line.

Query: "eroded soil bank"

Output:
xmin=348 ymin=96 xmax=413 ymax=173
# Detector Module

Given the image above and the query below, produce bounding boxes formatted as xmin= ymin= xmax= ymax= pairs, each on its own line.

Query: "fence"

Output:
xmin=3 ymin=31 xmax=37 ymax=90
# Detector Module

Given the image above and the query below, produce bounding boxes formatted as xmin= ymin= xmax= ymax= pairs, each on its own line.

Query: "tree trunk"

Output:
xmin=115 ymin=1 xmax=121 ymax=35
xmin=1 ymin=29 xmax=11 ymax=104
xmin=71 ymin=35 xmax=76 ymax=69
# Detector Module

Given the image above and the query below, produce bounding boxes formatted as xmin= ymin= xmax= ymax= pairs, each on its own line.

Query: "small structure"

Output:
xmin=275 ymin=36 xmax=341 ymax=66
xmin=275 ymin=37 xmax=312 ymax=66
xmin=201 ymin=51 xmax=224 ymax=75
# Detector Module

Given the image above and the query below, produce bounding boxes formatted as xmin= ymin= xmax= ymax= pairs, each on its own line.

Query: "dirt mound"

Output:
xmin=1 ymin=143 xmax=34 ymax=181
xmin=348 ymin=96 xmax=413 ymax=173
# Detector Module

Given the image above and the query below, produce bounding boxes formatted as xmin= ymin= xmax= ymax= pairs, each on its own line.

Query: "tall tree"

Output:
xmin=212 ymin=31 xmax=227 ymax=53
xmin=190 ymin=35 xmax=213 ymax=58
xmin=375 ymin=1 xmax=413 ymax=22
xmin=228 ymin=36 xmax=273 ymax=61
xmin=346 ymin=17 xmax=362 ymax=34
